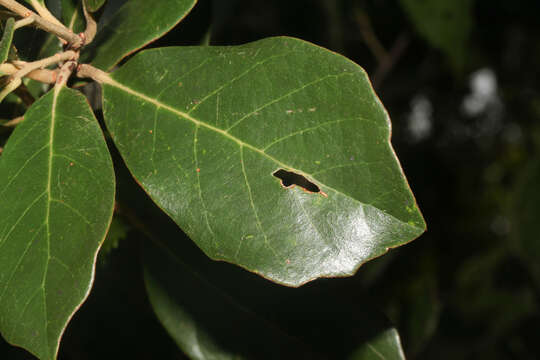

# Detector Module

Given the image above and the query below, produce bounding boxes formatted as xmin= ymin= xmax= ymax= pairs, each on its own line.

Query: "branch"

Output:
xmin=11 ymin=50 xmax=77 ymax=80
xmin=372 ymin=33 xmax=410 ymax=88
xmin=81 ymin=0 xmax=97 ymax=45
xmin=1 ymin=115 xmax=23 ymax=127
xmin=76 ymin=63 xmax=110 ymax=84
xmin=0 ymin=50 xmax=76 ymax=102
xmin=355 ymin=7 xmax=388 ymax=63
xmin=55 ymin=60 xmax=76 ymax=88
xmin=0 ymin=63 xmax=57 ymax=83
xmin=13 ymin=15 xmax=33 ymax=29
xmin=353 ymin=7 xmax=410 ymax=88
xmin=0 ymin=0 xmax=82 ymax=48
xmin=27 ymin=0 xmax=65 ymax=30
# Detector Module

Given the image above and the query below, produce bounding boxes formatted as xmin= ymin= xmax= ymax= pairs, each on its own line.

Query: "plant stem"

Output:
xmin=0 ymin=0 xmax=82 ymax=48
xmin=0 ymin=50 xmax=76 ymax=102
xmin=372 ymin=33 xmax=410 ymax=88
xmin=55 ymin=60 xmax=76 ymax=88
xmin=0 ymin=63 xmax=57 ymax=83
xmin=11 ymin=50 xmax=77 ymax=81
xmin=81 ymin=0 xmax=97 ymax=45
xmin=1 ymin=115 xmax=23 ymax=127
xmin=27 ymin=0 xmax=65 ymax=30
xmin=355 ymin=7 xmax=388 ymax=63
xmin=76 ymin=63 xmax=110 ymax=84
xmin=13 ymin=15 xmax=33 ymax=29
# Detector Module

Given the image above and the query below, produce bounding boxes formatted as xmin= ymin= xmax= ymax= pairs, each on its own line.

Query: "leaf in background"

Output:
xmin=0 ymin=18 xmax=15 ymax=65
xmin=0 ymin=86 xmax=115 ymax=360
xmin=144 ymin=236 xmax=407 ymax=359
xmin=102 ymin=37 xmax=425 ymax=286
xmin=85 ymin=0 xmax=197 ymax=71
xmin=348 ymin=328 xmax=405 ymax=360
xmin=22 ymin=0 xmax=43 ymax=6
xmin=61 ymin=0 xmax=85 ymax=33
xmin=143 ymin=238 xmax=321 ymax=359
xmin=86 ymin=0 xmax=106 ymax=12
xmin=98 ymin=216 xmax=129 ymax=262
xmin=399 ymin=0 xmax=472 ymax=71
xmin=512 ymin=158 xmax=540 ymax=286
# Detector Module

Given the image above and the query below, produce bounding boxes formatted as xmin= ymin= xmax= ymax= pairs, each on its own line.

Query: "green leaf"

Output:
xmin=0 ymin=18 xmax=15 ymax=65
xmin=61 ymin=0 xmax=85 ymax=33
xmin=0 ymin=86 xmax=115 ymax=360
xmin=22 ymin=0 xmax=44 ymax=5
xmin=143 ymin=238 xmax=321 ymax=359
xmin=103 ymin=37 xmax=425 ymax=286
xmin=399 ymin=0 xmax=472 ymax=70
xmin=348 ymin=328 xmax=405 ymax=360
xmin=99 ymin=216 xmax=129 ymax=262
xmin=86 ymin=0 xmax=106 ymax=12
xmin=85 ymin=0 xmax=197 ymax=71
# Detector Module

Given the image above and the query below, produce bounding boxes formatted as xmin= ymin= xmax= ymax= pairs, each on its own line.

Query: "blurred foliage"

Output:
xmin=1 ymin=0 xmax=540 ymax=359
xmin=98 ymin=216 xmax=130 ymax=264
xmin=399 ymin=0 xmax=472 ymax=72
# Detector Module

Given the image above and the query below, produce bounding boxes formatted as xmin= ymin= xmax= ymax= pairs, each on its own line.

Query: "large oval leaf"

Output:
xmin=86 ymin=0 xmax=197 ymax=71
xmin=102 ymin=37 xmax=425 ymax=286
xmin=0 ymin=87 xmax=115 ymax=359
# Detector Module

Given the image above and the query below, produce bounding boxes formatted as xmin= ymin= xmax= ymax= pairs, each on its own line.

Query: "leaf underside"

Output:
xmin=103 ymin=36 xmax=425 ymax=286
xmin=0 ymin=87 xmax=115 ymax=360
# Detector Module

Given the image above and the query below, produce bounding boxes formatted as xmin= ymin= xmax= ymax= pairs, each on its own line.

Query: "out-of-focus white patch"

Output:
xmin=462 ymin=68 xmax=500 ymax=116
xmin=407 ymin=94 xmax=433 ymax=142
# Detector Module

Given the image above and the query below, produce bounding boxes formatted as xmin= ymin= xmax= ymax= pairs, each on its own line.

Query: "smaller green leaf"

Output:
xmin=348 ymin=328 xmax=405 ymax=360
xmin=0 ymin=86 xmax=115 ymax=360
xmin=99 ymin=216 xmax=129 ymax=262
xmin=86 ymin=0 xmax=106 ymax=12
xmin=0 ymin=18 xmax=15 ymax=65
xmin=86 ymin=0 xmax=197 ymax=71
xmin=61 ymin=0 xmax=85 ymax=33
xmin=143 ymin=238 xmax=320 ymax=359
xmin=399 ymin=0 xmax=472 ymax=70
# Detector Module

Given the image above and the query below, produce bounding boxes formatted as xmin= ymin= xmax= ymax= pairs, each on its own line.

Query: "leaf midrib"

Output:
xmin=104 ymin=76 xmax=421 ymax=231
xmin=104 ymin=78 xmax=336 ymax=189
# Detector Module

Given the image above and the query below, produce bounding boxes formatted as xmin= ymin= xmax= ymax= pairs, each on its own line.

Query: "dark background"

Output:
xmin=2 ymin=0 xmax=540 ymax=359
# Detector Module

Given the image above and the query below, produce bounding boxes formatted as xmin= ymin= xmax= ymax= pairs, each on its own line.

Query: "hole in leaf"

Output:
xmin=273 ymin=169 xmax=321 ymax=193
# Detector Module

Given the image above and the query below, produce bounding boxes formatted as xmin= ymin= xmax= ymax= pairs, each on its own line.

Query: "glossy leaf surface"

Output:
xmin=0 ymin=87 xmax=115 ymax=359
xmin=87 ymin=0 xmax=197 ymax=71
xmin=103 ymin=37 xmax=425 ymax=286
